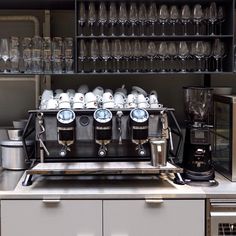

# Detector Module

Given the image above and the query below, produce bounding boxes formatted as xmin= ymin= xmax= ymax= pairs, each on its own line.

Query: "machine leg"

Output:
xmin=22 ymin=173 xmax=33 ymax=186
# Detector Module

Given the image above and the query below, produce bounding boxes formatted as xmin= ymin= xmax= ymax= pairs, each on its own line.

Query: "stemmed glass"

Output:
xmin=123 ymin=40 xmax=132 ymax=72
xmin=193 ymin=4 xmax=204 ymax=35
xmin=204 ymin=42 xmax=211 ymax=71
xmin=138 ymin=3 xmax=147 ymax=36
xmin=147 ymin=41 xmax=156 ymax=72
xmin=9 ymin=37 xmax=20 ymax=73
xmin=78 ymin=2 xmax=86 ymax=35
xmin=217 ymin=6 xmax=225 ymax=35
xmin=168 ymin=42 xmax=178 ymax=72
xmin=100 ymin=39 xmax=110 ymax=72
xmin=204 ymin=7 xmax=210 ymax=35
xmin=158 ymin=42 xmax=168 ymax=72
xmin=159 ymin=5 xmax=169 ymax=36
xmin=108 ymin=2 xmax=118 ymax=36
xmin=129 ymin=3 xmax=138 ymax=36
xmin=181 ymin=5 xmax=191 ymax=35
xmin=209 ymin=2 xmax=218 ymax=35
xmin=133 ymin=40 xmax=142 ymax=72
xmin=118 ymin=2 xmax=128 ymax=36
xmin=22 ymin=37 xmax=32 ymax=73
xmin=0 ymin=39 xmax=9 ymax=73
xmin=194 ymin=41 xmax=205 ymax=72
xmin=98 ymin=2 xmax=107 ymax=36
xmin=148 ymin=3 xmax=158 ymax=36
xmin=212 ymin=39 xmax=225 ymax=72
xmin=90 ymin=39 xmax=99 ymax=73
xmin=178 ymin=41 xmax=189 ymax=72
xmin=88 ymin=2 xmax=96 ymax=36
xmin=170 ymin=5 xmax=179 ymax=35
xmin=141 ymin=41 xmax=147 ymax=72
xmin=78 ymin=40 xmax=87 ymax=73
xmin=112 ymin=39 xmax=122 ymax=72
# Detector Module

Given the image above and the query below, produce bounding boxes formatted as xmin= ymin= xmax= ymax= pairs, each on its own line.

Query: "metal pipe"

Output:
xmin=0 ymin=15 xmax=40 ymax=36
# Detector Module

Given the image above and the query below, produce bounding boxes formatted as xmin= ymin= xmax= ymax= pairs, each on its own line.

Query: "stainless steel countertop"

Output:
xmin=0 ymin=169 xmax=235 ymax=199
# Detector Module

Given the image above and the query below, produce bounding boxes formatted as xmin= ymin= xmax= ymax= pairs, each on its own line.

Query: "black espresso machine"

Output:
xmin=22 ymin=107 xmax=183 ymax=186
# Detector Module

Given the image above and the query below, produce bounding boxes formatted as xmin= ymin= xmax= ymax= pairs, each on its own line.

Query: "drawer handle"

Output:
xmin=42 ymin=199 xmax=61 ymax=204
xmin=145 ymin=199 xmax=164 ymax=204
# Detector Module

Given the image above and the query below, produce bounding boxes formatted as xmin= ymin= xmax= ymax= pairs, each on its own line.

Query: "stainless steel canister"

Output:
xmin=1 ymin=140 xmax=33 ymax=170
xmin=150 ymin=138 xmax=167 ymax=167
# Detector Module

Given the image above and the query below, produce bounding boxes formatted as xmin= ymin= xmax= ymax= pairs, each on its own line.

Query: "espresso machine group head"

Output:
xmin=57 ymin=109 xmax=76 ymax=157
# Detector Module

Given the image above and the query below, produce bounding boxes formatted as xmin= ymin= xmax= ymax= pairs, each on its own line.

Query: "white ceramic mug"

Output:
xmin=102 ymin=92 xmax=114 ymax=103
xmin=114 ymin=93 xmax=126 ymax=108
xmin=125 ymin=94 xmax=137 ymax=108
xmin=137 ymin=94 xmax=149 ymax=109
xmin=73 ymin=93 xmax=85 ymax=109
xmin=41 ymin=89 xmax=53 ymax=101
xmin=46 ymin=98 xmax=58 ymax=109
xmin=85 ymin=92 xmax=98 ymax=108
xmin=67 ymin=89 xmax=75 ymax=99
xmin=93 ymin=86 xmax=104 ymax=97
xmin=59 ymin=93 xmax=70 ymax=103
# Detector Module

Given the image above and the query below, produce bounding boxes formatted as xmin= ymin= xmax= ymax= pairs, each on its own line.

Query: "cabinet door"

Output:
xmin=104 ymin=199 xmax=205 ymax=236
xmin=1 ymin=200 xmax=102 ymax=236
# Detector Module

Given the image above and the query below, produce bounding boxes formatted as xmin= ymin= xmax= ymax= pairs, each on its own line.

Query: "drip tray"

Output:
xmin=27 ymin=162 xmax=182 ymax=176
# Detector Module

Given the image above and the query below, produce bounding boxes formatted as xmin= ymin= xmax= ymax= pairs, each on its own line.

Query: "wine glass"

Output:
xmin=159 ymin=5 xmax=169 ymax=36
xmin=98 ymin=2 xmax=107 ymax=36
xmin=204 ymin=42 xmax=212 ymax=71
xmin=112 ymin=39 xmax=122 ymax=72
xmin=22 ymin=37 xmax=32 ymax=73
xmin=90 ymin=39 xmax=99 ymax=73
xmin=100 ymin=39 xmax=110 ymax=72
xmin=32 ymin=36 xmax=43 ymax=73
xmin=118 ymin=2 xmax=128 ymax=36
xmin=88 ymin=2 xmax=96 ymax=36
xmin=194 ymin=41 xmax=205 ymax=72
xmin=170 ymin=5 xmax=179 ymax=35
xmin=204 ymin=7 xmax=210 ymax=35
xmin=78 ymin=2 xmax=86 ymax=35
xmin=133 ymin=40 xmax=142 ymax=72
xmin=181 ymin=5 xmax=191 ymax=35
xmin=141 ymin=40 xmax=148 ymax=72
xmin=9 ymin=37 xmax=20 ymax=73
xmin=122 ymin=40 xmax=132 ymax=72
xmin=78 ymin=40 xmax=87 ymax=73
xmin=138 ymin=3 xmax=147 ymax=36
xmin=212 ymin=39 xmax=225 ymax=72
xmin=129 ymin=3 xmax=138 ymax=36
xmin=108 ymin=2 xmax=118 ymax=36
xmin=1 ymin=38 xmax=9 ymax=73
xmin=217 ymin=6 xmax=225 ymax=35
xmin=168 ymin=42 xmax=178 ymax=72
xmin=178 ymin=41 xmax=189 ymax=72
xmin=148 ymin=3 xmax=158 ymax=36
xmin=193 ymin=4 xmax=204 ymax=35
xmin=147 ymin=41 xmax=156 ymax=72
xmin=209 ymin=2 xmax=217 ymax=35
xmin=158 ymin=42 xmax=168 ymax=72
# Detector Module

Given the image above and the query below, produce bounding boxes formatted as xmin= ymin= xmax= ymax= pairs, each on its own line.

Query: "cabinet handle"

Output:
xmin=145 ymin=199 xmax=164 ymax=204
xmin=42 ymin=199 xmax=61 ymax=204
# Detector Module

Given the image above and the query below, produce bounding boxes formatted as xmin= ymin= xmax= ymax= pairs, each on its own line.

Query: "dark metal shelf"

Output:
xmin=76 ymin=35 xmax=234 ymax=40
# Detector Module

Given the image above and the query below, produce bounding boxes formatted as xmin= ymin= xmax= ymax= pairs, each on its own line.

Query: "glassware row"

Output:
xmin=77 ymin=1 xmax=226 ymax=36
xmin=77 ymin=38 xmax=226 ymax=73
xmin=0 ymin=36 xmax=74 ymax=74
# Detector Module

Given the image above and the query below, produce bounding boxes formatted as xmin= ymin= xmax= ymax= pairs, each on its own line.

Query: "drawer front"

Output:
xmin=1 ymin=200 xmax=102 ymax=236
xmin=104 ymin=199 xmax=205 ymax=236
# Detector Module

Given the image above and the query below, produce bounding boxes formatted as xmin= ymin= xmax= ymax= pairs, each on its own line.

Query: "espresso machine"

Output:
xmin=182 ymin=87 xmax=215 ymax=184
xmin=22 ymin=105 xmax=183 ymax=186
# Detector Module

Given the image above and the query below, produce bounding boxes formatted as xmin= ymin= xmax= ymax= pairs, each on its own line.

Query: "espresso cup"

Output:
xmin=125 ymin=94 xmax=137 ymax=108
xmin=86 ymin=101 xmax=98 ymax=109
xmin=149 ymin=94 xmax=158 ymax=105
xmin=73 ymin=93 xmax=85 ymax=103
xmin=59 ymin=93 xmax=70 ymax=103
xmin=78 ymin=84 xmax=89 ymax=94
xmin=102 ymin=92 xmax=114 ymax=104
xmin=41 ymin=89 xmax=53 ymax=101
xmin=85 ymin=92 xmax=97 ymax=104
xmin=46 ymin=98 xmax=58 ymax=109
xmin=114 ymin=93 xmax=126 ymax=108
xmin=93 ymin=86 xmax=104 ymax=97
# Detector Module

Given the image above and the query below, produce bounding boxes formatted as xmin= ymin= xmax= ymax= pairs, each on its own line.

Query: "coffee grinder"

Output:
xmin=182 ymin=87 xmax=215 ymax=183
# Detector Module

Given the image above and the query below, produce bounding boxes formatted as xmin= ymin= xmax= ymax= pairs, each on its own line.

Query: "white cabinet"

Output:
xmin=103 ymin=199 xmax=205 ymax=236
xmin=1 ymin=200 xmax=102 ymax=236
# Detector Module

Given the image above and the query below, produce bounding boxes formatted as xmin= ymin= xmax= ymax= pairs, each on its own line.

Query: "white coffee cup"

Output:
xmin=125 ymin=94 xmax=137 ymax=108
xmin=103 ymin=101 xmax=115 ymax=109
xmin=46 ymin=98 xmax=58 ymax=109
xmin=73 ymin=93 xmax=85 ymax=109
xmin=86 ymin=101 xmax=98 ymax=109
xmin=67 ymin=89 xmax=75 ymax=99
xmin=59 ymin=93 xmax=70 ymax=103
xmin=78 ymin=84 xmax=89 ymax=94
xmin=114 ymin=93 xmax=126 ymax=108
xmin=102 ymin=92 xmax=114 ymax=104
xmin=137 ymin=94 xmax=149 ymax=109
xmin=85 ymin=92 xmax=97 ymax=103
xmin=41 ymin=89 xmax=53 ymax=101
xmin=149 ymin=94 xmax=158 ymax=105
xmin=93 ymin=86 xmax=104 ymax=97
